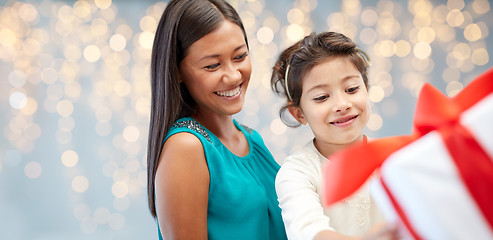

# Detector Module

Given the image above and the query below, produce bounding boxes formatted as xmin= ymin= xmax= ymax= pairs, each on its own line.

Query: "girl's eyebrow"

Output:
xmin=199 ymin=44 xmax=247 ymax=61
xmin=305 ymin=75 xmax=360 ymax=94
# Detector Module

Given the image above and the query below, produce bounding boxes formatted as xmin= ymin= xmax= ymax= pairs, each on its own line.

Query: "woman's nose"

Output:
xmin=223 ymin=63 xmax=241 ymax=83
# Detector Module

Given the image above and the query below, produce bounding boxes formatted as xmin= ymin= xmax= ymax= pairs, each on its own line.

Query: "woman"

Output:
xmin=147 ymin=0 xmax=287 ymax=239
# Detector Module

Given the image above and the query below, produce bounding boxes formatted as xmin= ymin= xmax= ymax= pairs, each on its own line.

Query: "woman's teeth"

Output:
xmin=216 ymin=86 xmax=241 ymax=97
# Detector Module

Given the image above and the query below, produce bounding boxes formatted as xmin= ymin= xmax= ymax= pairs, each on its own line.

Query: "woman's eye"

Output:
xmin=346 ymin=86 xmax=359 ymax=93
xmin=234 ymin=52 xmax=248 ymax=60
xmin=313 ymin=95 xmax=328 ymax=102
xmin=204 ymin=63 xmax=220 ymax=70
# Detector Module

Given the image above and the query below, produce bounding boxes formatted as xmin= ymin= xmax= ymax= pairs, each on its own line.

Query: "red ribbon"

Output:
xmin=322 ymin=68 xmax=493 ymax=235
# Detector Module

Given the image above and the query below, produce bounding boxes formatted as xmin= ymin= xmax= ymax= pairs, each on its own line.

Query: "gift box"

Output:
xmin=321 ymin=68 xmax=493 ymax=240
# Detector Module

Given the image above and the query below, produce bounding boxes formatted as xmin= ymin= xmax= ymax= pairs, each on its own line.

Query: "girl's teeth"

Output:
xmin=216 ymin=86 xmax=240 ymax=97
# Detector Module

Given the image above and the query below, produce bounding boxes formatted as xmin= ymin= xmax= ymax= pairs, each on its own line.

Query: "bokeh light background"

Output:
xmin=0 ymin=0 xmax=491 ymax=239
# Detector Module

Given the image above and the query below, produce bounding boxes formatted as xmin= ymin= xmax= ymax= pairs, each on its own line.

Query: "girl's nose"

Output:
xmin=332 ymin=93 xmax=351 ymax=112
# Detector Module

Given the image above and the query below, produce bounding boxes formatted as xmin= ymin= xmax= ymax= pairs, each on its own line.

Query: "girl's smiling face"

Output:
xmin=289 ymin=56 xmax=370 ymax=155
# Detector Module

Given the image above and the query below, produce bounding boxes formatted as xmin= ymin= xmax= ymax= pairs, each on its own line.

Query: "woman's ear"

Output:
xmin=288 ymin=106 xmax=307 ymax=125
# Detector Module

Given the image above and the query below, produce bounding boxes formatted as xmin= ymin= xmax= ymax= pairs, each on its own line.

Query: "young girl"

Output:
xmin=271 ymin=32 xmax=398 ymax=240
xmin=147 ymin=0 xmax=287 ymax=239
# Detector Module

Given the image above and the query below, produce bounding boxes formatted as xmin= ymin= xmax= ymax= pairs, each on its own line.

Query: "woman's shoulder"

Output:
xmin=168 ymin=117 xmax=212 ymax=143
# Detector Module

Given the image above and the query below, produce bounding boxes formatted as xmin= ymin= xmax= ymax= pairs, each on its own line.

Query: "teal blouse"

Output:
xmin=157 ymin=117 xmax=287 ymax=240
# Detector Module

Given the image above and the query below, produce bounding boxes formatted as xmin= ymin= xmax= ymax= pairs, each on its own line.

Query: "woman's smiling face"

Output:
xmin=291 ymin=56 xmax=370 ymax=149
xmin=178 ymin=20 xmax=251 ymax=118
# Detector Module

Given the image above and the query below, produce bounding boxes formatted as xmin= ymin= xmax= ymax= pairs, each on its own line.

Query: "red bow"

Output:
xmin=322 ymin=67 xmax=493 ymax=233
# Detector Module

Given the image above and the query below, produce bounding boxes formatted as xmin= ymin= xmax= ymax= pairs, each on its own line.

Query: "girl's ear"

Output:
xmin=288 ymin=106 xmax=307 ymax=125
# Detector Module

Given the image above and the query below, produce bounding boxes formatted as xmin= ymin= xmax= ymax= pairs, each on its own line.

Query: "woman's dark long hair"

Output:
xmin=147 ymin=0 xmax=248 ymax=218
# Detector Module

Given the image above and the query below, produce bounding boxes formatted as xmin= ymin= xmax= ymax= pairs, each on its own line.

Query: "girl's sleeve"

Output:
xmin=275 ymin=156 xmax=335 ymax=240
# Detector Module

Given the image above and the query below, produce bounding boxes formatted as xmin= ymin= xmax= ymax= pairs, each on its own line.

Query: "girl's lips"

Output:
xmin=330 ymin=115 xmax=358 ymax=126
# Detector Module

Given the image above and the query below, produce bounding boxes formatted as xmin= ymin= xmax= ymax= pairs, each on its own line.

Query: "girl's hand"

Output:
xmin=363 ymin=222 xmax=400 ymax=240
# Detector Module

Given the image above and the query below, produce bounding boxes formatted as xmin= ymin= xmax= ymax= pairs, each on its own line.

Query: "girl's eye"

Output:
xmin=313 ymin=95 xmax=329 ymax=102
xmin=234 ymin=52 xmax=248 ymax=60
xmin=204 ymin=63 xmax=220 ymax=70
xmin=346 ymin=86 xmax=359 ymax=93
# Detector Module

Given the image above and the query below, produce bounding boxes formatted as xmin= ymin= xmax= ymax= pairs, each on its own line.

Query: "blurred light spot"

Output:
xmin=263 ymin=17 xmax=280 ymax=32
xmin=24 ymin=123 xmax=41 ymax=140
xmin=9 ymin=70 xmax=27 ymax=87
xmin=413 ymin=42 xmax=431 ymax=59
xmin=65 ymin=82 xmax=82 ymax=99
xmin=74 ymin=203 xmax=91 ymax=220
xmin=287 ymin=8 xmax=304 ymax=24
xmin=412 ymin=57 xmax=434 ymax=74
xmin=367 ymin=114 xmax=383 ymax=131
xmin=83 ymin=45 xmax=101 ymax=63
xmin=369 ymin=86 xmax=385 ymax=103
xmin=95 ymin=106 xmax=112 ymax=122
xmin=109 ymin=213 xmax=125 ymax=230
xmin=58 ymin=5 xmax=74 ymax=23
xmin=342 ymin=0 xmax=361 ymax=17
xmin=56 ymin=100 xmax=74 ymax=117
xmin=114 ymin=80 xmax=132 ymax=96
xmin=471 ymin=48 xmax=489 ymax=65
xmin=472 ymin=0 xmax=490 ymax=15
xmin=9 ymin=92 xmax=27 ymax=109
xmin=23 ymin=38 xmax=41 ymax=56
xmin=257 ymin=27 xmax=274 ymax=44
xmin=464 ymin=23 xmax=482 ymax=41
xmin=24 ymin=161 xmax=42 ymax=179
xmin=18 ymin=3 xmax=38 ymax=22
xmin=64 ymin=44 xmax=82 ymax=62
xmin=61 ymin=150 xmax=79 ymax=167
xmin=414 ymin=12 xmax=432 ymax=28
xmin=93 ymin=207 xmax=111 ymax=224
xmin=138 ymin=31 xmax=154 ymax=49
xmin=270 ymin=118 xmax=287 ymax=135
xmin=286 ymin=24 xmax=304 ymax=42
xmin=378 ymin=40 xmax=395 ymax=57
xmin=417 ymin=27 xmax=435 ymax=43
xmin=123 ymin=125 xmax=139 ymax=142
xmin=0 ymin=29 xmax=17 ymax=49
xmin=74 ymin=1 xmax=91 ymax=19
xmin=110 ymin=34 xmax=126 ymax=51
xmin=446 ymin=51 xmax=463 ymax=68
xmin=394 ymin=40 xmax=411 ymax=57
xmin=113 ymin=197 xmax=130 ymax=211
xmin=436 ymin=24 xmax=455 ymax=42
xmin=112 ymin=181 xmax=129 ymax=198
xmin=453 ymin=43 xmax=471 ymax=60
xmin=95 ymin=0 xmax=112 ymax=9
xmin=72 ymin=176 xmax=89 ymax=193
xmin=135 ymin=97 xmax=150 ymax=116
xmin=359 ymin=28 xmax=377 ymax=45
xmin=361 ymin=9 xmax=378 ymax=26
xmin=139 ymin=15 xmax=157 ymax=32
xmin=446 ymin=81 xmax=463 ymax=97
xmin=446 ymin=9 xmax=464 ymax=27
xmin=4 ymin=149 xmax=22 ymax=167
